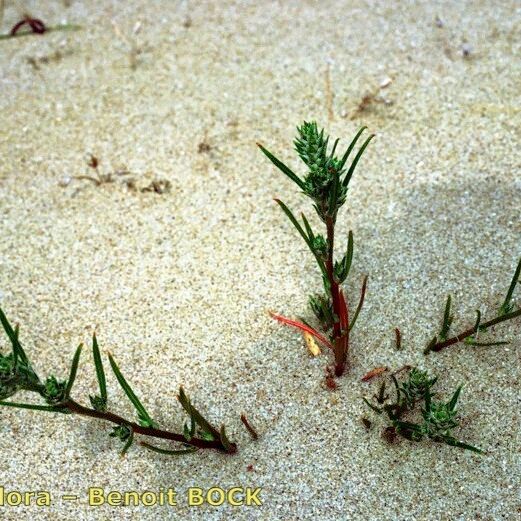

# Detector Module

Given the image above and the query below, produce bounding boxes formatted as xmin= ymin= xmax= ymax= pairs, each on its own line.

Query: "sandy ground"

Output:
xmin=0 ymin=1 xmax=520 ymax=520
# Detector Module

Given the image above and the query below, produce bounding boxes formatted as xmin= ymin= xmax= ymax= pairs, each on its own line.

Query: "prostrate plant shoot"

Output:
xmin=258 ymin=122 xmax=373 ymax=377
xmin=0 ymin=308 xmax=237 ymax=457
xmin=424 ymin=257 xmax=521 ymax=354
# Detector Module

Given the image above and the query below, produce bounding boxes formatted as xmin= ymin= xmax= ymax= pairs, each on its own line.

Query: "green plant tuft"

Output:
xmin=363 ymin=367 xmax=483 ymax=453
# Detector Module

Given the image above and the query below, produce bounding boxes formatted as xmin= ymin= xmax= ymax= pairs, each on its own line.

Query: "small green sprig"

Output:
xmin=258 ymin=122 xmax=373 ymax=377
xmin=424 ymin=257 xmax=521 ymax=354
xmin=0 ymin=307 xmax=237 ymax=456
xmin=363 ymin=367 xmax=483 ymax=453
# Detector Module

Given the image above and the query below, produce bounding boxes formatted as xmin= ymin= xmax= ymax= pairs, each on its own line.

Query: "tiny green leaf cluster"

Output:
xmin=364 ymin=368 xmax=482 ymax=453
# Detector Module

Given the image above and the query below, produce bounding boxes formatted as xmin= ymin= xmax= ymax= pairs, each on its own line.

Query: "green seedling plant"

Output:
xmin=424 ymin=257 xmax=521 ymax=354
xmin=258 ymin=122 xmax=373 ymax=377
xmin=0 ymin=308 xmax=236 ymax=456
xmin=363 ymin=367 xmax=483 ymax=453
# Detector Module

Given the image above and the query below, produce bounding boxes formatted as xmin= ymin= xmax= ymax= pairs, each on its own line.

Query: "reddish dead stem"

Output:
xmin=240 ymin=413 xmax=259 ymax=440
xmin=361 ymin=366 xmax=388 ymax=382
xmin=394 ymin=328 xmax=402 ymax=350
xmin=268 ymin=311 xmax=333 ymax=349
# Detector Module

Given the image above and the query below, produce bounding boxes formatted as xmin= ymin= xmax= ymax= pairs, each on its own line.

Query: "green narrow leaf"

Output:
xmin=328 ymin=138 xmax=340 ymax=160
xmin=219 ymin=425 xmax=233 ymax=452
xmin=257 ymin=144 xmax=305 ymax=190
xmin=121 ymin=429 xmax=134 ymax=456
xmin=424 ymin=389 xmax=432 ymax=412
xmin=465 ymin=310 xmax=482 ymax=345
xmin=473 ymin=310 xmax=482 ymax=331
xmin=442 ymin=436 xmax=484 ymax=454
xmin=338 ymin=231 xmax=354 ymax=282
xmin=448 ymin=385 xmax=462 ymax=411
xmin=275 ymin=199 xmax=312 ymax=247
xmin=376 ymin=381 xmax=387 ymax=404
xmin=499 ymin=256 xmax=521 ymax=315
xmin=390 ymin=375 xmax=402 ymax=403
xmin=465 ymin=339 xmax=510 ymax=347
xmin=440 ymin=294 xmax=453 ymax=339
xmin=108 ymin=354 xmax=154 ymax=427
xmin=328 ymin=170 xmax=340 ymax=215
xmin=443 ymin=295 xmax=451 ymax=325
xmin=300 ymin=212 xmax=315 ymax=242
xmin=178 ymin=387 xmax=220 ymax=440
xmin=423 ymin=335 xmax=438 ymax=354
xmin=275 ymin=199 xmax=327 ymax=277
xmin=0 ymin=400 xmax=68 ymax=413
xmin=363 ymin=397 xmax=382 ymax=414
xmin=92 ymin=334 xmax=107 ymax=404
xmin=337 ymin=126 xmax=367 ymax=171
xmin=0 ymin=307 xmax=29 ymax=366
xmin=65 ymin=344 xmax=83 ymax=397
xmin=349 ymin=275 xmax=367 ymax=332
xmin=342 ymin=134 xmax=375 ymax=187
xmin=182 ymin=395 xmax=196 ymax=442
xmin=141 ymin=442 xmax=197 ymax=456
xmin=394 ymin=420 xmax=423 ymax=433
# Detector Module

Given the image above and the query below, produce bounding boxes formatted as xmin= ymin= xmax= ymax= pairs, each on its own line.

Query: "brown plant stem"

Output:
xmin=64 ymin=399 xmax=236 ymax=453
xmin=425 ymin=308 xmax=521 ymax=354
xmin=240 ymin=413 xmax=259 ymax=440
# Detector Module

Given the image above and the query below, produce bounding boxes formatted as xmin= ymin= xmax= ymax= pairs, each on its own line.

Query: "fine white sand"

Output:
xmin=0 ymin=1 xmax=520 ymax=520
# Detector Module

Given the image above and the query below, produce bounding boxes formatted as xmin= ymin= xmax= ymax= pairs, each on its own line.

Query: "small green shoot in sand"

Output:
xmin=363 ymin=367 xmax=483 ymax=453
xmin=424 ymin=256 xmax=521 ymax=354
xmin=0 ymin=308 xmax=236 ymax=456
xmin=258 ymin=122 xmax=373 ymax=377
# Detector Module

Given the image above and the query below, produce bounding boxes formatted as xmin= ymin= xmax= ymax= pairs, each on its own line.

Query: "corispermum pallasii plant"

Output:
xmin=258 ymin=122 xmax=373 ymax=377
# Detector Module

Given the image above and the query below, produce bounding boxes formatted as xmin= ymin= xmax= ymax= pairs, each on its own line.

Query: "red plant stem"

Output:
xmin=9 ymin=20 xmax=27 ymax=36
xmin=29 ymin=19 xmax=46 ymax=34
xmin=10 ymin=17 xmax=46 ymax=36
xmin=325 ymin=215 xmax=349 ymax=376
xmin=338 ymin=289 xmax=349 ymax=331
xmin=333 ymin=289 xmax=349 ymax=376
xmin=64 ymin=399 xmax=236 ymax=453
xmin=426 ymin=308 xmax=521 ymax=353
xmin=325 ymin=216 xmax=341 ymax=337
